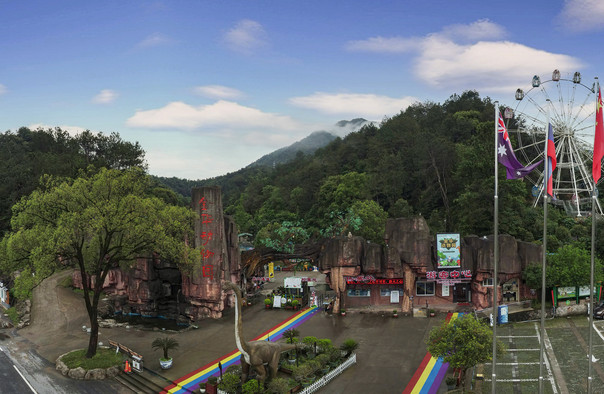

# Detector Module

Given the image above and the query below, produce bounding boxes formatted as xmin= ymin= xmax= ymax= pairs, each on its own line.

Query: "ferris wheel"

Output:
xmin=506 ymin=70 xmax=601 ymax=216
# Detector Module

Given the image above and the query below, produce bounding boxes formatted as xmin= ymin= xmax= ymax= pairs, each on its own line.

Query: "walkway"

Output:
xmin=162 ymin=306 xmax=319 ymax=393
xmin=402 ymin=313 xmax=462 ymax=394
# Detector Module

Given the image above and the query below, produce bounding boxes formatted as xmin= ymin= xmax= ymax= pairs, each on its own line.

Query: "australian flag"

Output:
xmin=497 ymin=113 xmax=542 ymax=179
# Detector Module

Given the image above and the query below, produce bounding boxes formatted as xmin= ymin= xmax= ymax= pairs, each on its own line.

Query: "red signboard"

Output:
xmin=345 ymin=275 xmax=404 ymax=285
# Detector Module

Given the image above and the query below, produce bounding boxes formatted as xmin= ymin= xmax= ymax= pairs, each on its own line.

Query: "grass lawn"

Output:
xmin=61 ymin=348 xmax=123 ymax=370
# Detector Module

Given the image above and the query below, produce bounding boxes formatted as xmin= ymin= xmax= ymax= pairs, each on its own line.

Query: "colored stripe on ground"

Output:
xmin=161 ymin=306 xmax=319 ymax=393
xmin=402 ymin=312 xmax=462 ymax=394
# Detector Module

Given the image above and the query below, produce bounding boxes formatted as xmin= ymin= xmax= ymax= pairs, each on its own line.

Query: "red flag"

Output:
xmin=546 ymin=124 xmax=556 ymax=197
xmin=593 ymin=87 xmax=604 ymax=184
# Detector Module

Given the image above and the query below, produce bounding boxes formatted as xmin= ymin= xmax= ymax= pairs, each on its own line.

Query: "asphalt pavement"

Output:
xmin=0 ymin=270 xmax=447 ymax=394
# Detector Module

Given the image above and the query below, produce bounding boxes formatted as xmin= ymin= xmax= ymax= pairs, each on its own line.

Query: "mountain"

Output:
xmin=248 ymin=118 xmax=373 ymax=168
xmin=247 ymin=131 xmax=337 ymax=168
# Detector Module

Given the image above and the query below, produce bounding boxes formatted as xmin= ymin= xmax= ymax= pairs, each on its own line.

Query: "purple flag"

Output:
xmin=497 ymin=113 xmax=542 ymax=179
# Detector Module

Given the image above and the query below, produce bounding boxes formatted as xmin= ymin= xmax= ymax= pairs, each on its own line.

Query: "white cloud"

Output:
xmin=92 ymin=89 xmax=118 ymax=104
xmin=346 ymin=19 xmax=582 ymax=94
xmin=126 ymin=100 xmax=300 ymax=131
xmin=345 ymin=36 xmax=418 ymax=53
xmin=0 ymin=84 xmax=6 ymax=95
xmin=223 ymin=19 xmax=268 ymax=54
xmin=138 ymin=32 xmax=172 ymax=47
xmin=415 ymin=37 xmax=582 ymax=92
xmin=193 ymin=85 xmax=244 ymax=100
xmin=289 ymin=92 xmax=418 ymax=118
xmin=557 ymin=0 xmax=604 ymax=32
xmin=440 ymin=19 xmax=507 ymax=42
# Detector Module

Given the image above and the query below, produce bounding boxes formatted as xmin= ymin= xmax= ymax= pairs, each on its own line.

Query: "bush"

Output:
xmin=242 ymin=379 xmax=261 ymax=394
xmin=218 ymin=372 xmax=240 ymax=394
xmin=292 ymin=364 xmax=314 ymax=383
xmin=5 ymin=307 xmax=19 ymax=325
xmin=266 ymin=377 xmax=290 ymax=394
xmin=317 ymin=338 xmax=332 ymax=352
xmin=315 ymin=354 xmax=330 ymax=368
xmin=265 ymin=298 xmax=272 ymax=306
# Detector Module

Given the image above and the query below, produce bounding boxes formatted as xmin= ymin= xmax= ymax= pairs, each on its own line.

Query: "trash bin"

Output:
xmin=498 ymin=305 xmax=508 ymax=324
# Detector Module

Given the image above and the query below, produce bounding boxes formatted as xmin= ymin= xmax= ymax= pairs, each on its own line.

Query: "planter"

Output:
xmin=159 ymin=358 xmax=173 ymax=369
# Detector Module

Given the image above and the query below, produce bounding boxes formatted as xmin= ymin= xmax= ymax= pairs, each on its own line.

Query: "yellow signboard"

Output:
xmin=268 ymin=262 xmax=274 ymax=278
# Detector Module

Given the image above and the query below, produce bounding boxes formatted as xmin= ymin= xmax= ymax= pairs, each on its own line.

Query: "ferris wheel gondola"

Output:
xmin=506 ymin=70 xmax=601 ymax=216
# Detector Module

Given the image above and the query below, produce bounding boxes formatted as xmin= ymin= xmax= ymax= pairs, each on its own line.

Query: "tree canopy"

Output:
xmin=427 ymin=314 xmax=505 ymax=387
xmin=0 ymin=168 xmax=197 ymax=357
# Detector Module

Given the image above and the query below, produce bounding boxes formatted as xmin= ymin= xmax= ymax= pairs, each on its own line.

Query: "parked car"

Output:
xmin=593 ymin=300 xmax=604 ymax=319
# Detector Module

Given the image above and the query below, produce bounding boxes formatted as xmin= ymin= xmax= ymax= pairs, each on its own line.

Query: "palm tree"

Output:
xmin=339 ymin=338 xmax=358 ymax=358
xmin=152 ymin=336 xmax=179 ymax=360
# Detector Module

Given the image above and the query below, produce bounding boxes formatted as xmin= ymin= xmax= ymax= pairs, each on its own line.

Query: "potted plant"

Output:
xmin=393 ymin=309 xmax=398 ymax=318
xmin=264 ymin=298 xmax=272 ymax=309
xmin=152 ymin=336 xmax=179 ymax=369
xmin=340 ymin=308 xmax=346 ymax=316
xmin=206 ymin=376 xmax=219 ymax=394
xmin=429 ymin=309 xmax=436 ymax=317
xmin=292 ymin=299 xmax=300 ymax=310
xmin=198 ymin=382 xmax=206 ymax=393
xmin=339 ymin=338 xmax=359 ymax=358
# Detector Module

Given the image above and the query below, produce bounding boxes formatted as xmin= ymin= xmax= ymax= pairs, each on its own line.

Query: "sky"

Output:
xmin=2 ymin=0 xmax=604 ymax=180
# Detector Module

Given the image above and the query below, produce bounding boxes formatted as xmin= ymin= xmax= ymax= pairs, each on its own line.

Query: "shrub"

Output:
xmin=242 ymin=379 xmax=261 ymax=394
xmin=292 ymin=299 xmax=300 ymax=308
xmin=218 ymin=372 xmax=240 ymax=394
xmin=326 ymin=346 xmax=341 ymax=363
xmin=292 ymin=364 xmax=314 ymax=383
xmin=265 ymin=298 xmax=272 ymax=306
xmin=282 ymin=328 xmax=299 ymax=344
xmin=5 ymin=307 xmax=19 ymax=325
xmin=266 ymin=377 xmax=290 ymax=394
xmin=315 ymin=354 xmax=330 ymax=368
xmin=317 ymin=338 xmax=332 ymax=352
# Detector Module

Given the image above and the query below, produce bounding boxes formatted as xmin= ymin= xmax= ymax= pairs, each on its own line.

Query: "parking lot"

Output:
xmin=478 ymin=315 xmax=604 ymax=393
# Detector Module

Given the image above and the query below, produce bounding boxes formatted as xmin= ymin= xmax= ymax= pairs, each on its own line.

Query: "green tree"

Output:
xmin=523 ymin=244 xmax=604 ymax=289
xmin=1 ymin=168 xmax=196 ymax=358
xmin=350 ymin=200 xmax=387 ymax=243
xmin=427 ymin=314 xmax=505 ymax=388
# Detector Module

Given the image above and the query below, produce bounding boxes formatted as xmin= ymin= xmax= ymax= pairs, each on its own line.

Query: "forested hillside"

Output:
xmin=0 ymin=127 xmax=179 ymax=235
xmin=176 ymin=91 xmax=604 ymax=257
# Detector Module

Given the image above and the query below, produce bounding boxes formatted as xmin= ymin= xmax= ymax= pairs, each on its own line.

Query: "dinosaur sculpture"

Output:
xmin=223 ymin=281 xmax=296 ymax=385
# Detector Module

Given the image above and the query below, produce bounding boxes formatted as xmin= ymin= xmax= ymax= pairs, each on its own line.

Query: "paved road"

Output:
xmin=0 ymin=270 xmax=446 ymax=394
xmin=0 ymin=345 xmax=37 ymax=393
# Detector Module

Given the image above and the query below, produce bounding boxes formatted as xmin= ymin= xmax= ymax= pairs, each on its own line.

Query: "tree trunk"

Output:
xmin=85 ymin=304 xmax=99 ymax=358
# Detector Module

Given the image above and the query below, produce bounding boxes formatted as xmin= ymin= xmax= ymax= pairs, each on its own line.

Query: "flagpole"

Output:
xmin=588 ymin=78 xmax=599 ymax=394
xmin=492 ymin=102 xmax=500 ymax=394
xmin=538 ymin=100 xmax=551 ymax=394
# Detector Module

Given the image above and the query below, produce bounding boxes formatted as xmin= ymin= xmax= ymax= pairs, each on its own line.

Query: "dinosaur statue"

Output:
xmin=222 ymin=281 xmax=296 ymax=385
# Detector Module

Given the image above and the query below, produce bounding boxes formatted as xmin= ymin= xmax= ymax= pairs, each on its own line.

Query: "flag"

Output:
xmin=593 ymin=87 xmax=604 ymax=184
xmin=497 ymin=113 xmax=542 ymax=179
xmin=546 ymin=123 xmax=557 ymax=197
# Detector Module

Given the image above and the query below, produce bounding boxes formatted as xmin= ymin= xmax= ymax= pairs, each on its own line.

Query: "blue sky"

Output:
xmin=1 ymin=0 xmax=603 ymax=180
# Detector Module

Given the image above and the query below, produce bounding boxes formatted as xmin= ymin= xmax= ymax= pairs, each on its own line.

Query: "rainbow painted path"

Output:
xmin=161 ymin=306 xmax=319 ymax=393
xmin=402 ymin=312 xmax=462 ymax=394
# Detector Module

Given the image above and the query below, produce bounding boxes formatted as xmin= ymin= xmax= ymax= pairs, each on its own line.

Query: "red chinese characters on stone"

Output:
xmin=201 ymin=213 xmax=213 ymax=224
xmin=202 ymin=264 xmax=213 ymax=278
xmin=200 ymin=249 xmax=215 ymax=260
xmin=200 ymin=231 xmax=213 ymax=245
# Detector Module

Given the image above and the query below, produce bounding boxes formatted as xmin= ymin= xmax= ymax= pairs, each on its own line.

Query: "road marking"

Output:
xmin=12 ymin=364 xmax=38 ymax=394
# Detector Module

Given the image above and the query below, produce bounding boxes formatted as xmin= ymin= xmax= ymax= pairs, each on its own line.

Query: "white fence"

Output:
xmin=216 ymin=353 xmax=357 ymax=394
xmin=299 ymin=353 xmax=357 ymax=394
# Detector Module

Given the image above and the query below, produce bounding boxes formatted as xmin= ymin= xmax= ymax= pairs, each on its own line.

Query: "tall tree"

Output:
xmin=1 ymin=168 xmax=196 ymax=357
xmin=427 ymin=314 xmax=505 ymax=388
